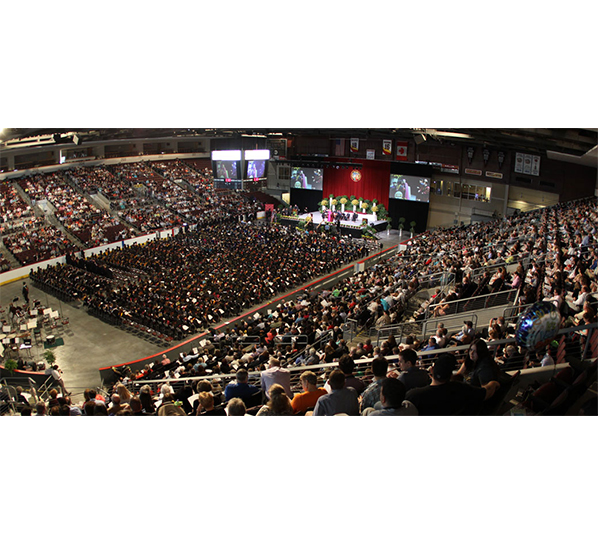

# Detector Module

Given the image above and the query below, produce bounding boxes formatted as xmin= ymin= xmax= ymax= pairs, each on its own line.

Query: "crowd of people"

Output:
xmin=0 ymin=160 xmax=254 ymax=270
xmin=3 ymin=163 xmax=597 ymax=417
xmin=31 ymin=222 xmax=375 ymax=340
xmin=67 ymin=165 xmax=137 ymax=200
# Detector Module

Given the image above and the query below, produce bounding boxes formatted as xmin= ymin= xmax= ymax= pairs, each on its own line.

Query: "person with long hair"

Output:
xmin=139 ymin=385 xmax=156 ymax=414
xmin=115 ymin=383 xmax=133 ymax=407
xmin=256 ymin=384 xmax=293 ymax=416
xmin=457 ymin=338 xmax=500 ymax=388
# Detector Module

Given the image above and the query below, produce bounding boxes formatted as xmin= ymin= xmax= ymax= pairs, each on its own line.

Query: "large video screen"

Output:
xmin=246 ymin=159 xmax=267 ymax=179
xmin=291 ymin=167 xmax=323 ymax=190
xmin=389 ymin=174 xmax=431 ymax=202
xmin=213 ymin=160 xmax=241 ymax=180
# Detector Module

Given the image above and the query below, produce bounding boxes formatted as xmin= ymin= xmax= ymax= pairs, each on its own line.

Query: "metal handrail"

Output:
xmin=424 ymin=288 xmax=518 ymax=320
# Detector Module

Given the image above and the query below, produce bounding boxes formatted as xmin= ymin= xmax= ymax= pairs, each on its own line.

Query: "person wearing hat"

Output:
xmin=405 ymin=354 xmax=500 ymax=416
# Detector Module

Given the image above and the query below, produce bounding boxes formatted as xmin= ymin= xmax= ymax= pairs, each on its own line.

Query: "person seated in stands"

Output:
xmin=337 ymin=354 xmax=366 ymax=395
xmin=224 ymin=368 xmax=260 ymax=402
xmin=458 ymin=274 xmax=477 ymax=299
xmin=256 ymin=384 xmax=294 ymax=416
xmin=496 ymin=344 xmax=520 ymax=371
xmin=226 ymin=397 xmax=248 ymax=416
xmin=129 ymin=396 xmax=153 ymax=416
xmin=539 ymin=344 xmax=557 ymax=367
xmin=449 ymin=321 xmax=475 ymax=346
xmin=406 ymin=354 xmax=500 ymax=416
xmin=260 ymin=357 xmax=293 ymax=399
xmin=158 ymin=393 xmax=187 ymax=416
xmin=290 ymin=371 xmax=327 ymax=414
xmin=313 ymin=369 xmax=360 ymax=416
xmin=192 ymin=380 xmax=224 ymax=413
xmin=47 ymin=388 xmax=60 ymax=410
xmin=362 ymin=378 xmax=418 ymax=416
xmin=107 ymin=394 xmax=124 ymax=415
xmin=196 ymin=391 xmax=226 ymax=416
xmin=361 ymin=358 xmax=388 ymax=411
xmin=421 ymin=337 xmax=439 ymax=355
xmin=456 ymin=338 xmax=500 ymax=388
xmin=432 ymin=325 xmax=448 ymax=348
xmin=139 ymin=385 xmax=156 ymax=414
xmin=396 ymin=348 xmax=430 ymax=391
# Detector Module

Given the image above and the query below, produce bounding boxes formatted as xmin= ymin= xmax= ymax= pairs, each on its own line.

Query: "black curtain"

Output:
xmin=290 ymin=188 xmax=323 ymax=211
xmin=387 ymin=199 xmax=430 ymax=233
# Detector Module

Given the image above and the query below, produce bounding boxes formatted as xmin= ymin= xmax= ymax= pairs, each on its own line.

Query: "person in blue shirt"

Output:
xmin=224 ymin=368 xmax=260 ymax=402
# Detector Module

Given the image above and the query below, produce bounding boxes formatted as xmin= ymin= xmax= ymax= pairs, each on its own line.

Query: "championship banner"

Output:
xmin=514 ymin=153 xmax=524 ymax=173
xmin=350 ymin=138 xmax=359 ymax=153
xmin=382 ymin=139 xmax=392 ymax=156
xmin=396 ymin=140 xmax=408 ymax=161
xmin=523 ymin=154 xmax=532 ymax=175
xmin=531 ymin=155 xmax=541 ymax=176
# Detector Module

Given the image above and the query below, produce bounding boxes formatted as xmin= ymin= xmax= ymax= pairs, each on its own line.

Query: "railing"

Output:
xmin=469 ymin=254 xmax=531 ymax=283
xmin=105 ymin=321 xmax=597 ymax=416
xmin=421 ymin=314 xmax=479 ymax=341
xmin=424 ymin=288 xmax=518 ymax=320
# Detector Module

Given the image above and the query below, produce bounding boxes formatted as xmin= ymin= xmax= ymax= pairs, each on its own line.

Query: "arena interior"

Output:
xmin=0 ymin=127 xmax=596 ymax=418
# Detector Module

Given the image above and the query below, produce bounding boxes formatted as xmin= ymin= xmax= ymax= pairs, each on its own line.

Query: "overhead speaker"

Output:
xmin=414 ymin=133 xmax=427 ymax=145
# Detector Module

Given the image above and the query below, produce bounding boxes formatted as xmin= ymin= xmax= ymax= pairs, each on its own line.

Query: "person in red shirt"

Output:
xmin=290 ymin=371 xmax=327 ymax=414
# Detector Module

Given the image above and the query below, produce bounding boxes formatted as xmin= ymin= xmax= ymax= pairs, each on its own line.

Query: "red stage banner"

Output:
xmin=396 ymin=141 xmax=408 ymax=161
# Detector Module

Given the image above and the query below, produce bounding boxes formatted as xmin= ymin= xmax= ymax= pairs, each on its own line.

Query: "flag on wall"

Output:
xmin=334 ymin=138 xmax=345 ymax=156
xmin=396 ymin=140 xmax=408 ymax=161
xmin=382 ymin=140 xmax=392 ymax=156
xmin=350 ymin=138 xmax=359 ymax=153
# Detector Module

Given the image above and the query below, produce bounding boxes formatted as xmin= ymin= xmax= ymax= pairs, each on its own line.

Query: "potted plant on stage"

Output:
xmin=386 ymin=221 xmax=392 ymax=237
xmin=398 ymin=217 xmax=406 ymax=237
xmin=4 ymin=358 xmax=18 ymax=376
xmin=339 ymin=196 xmax=348 ymax=213
xmin=329 ymin=194 xmax=334 ymax=209
xmin=331 ymin=198 xmax=338 ymax=212
xmin=44 ymin=350 xmax=56 ymax=370
xmin=410 ymin=220 xmax=417 ymax=238
xmin=320 ymin=199 xmax=328 ymax=214
xmin=371 ymin=199 xmax=378 ymax=221
xmin=351 ymin=197 xmax=359 ymax=213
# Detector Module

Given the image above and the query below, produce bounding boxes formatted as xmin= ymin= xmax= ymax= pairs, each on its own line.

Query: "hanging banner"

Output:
xmin=523 ymin=154 xmax=533 ymax=175
xmin=366 ymin=149 xmax=375 ymax=160
xmin=531 ymin=155 xmax=541 ymax=176
xmin=441 ymin=164 xmax=459 ymax=174
xmin=514 ymin=152 xmax=524 ymax=173
xmin=396 ymin=140 xmax=408 ymax=161
xmin=382 ymin=140 xmax=392 ymax=156
xmin=350 ymin=138 xmax=359 ymax=153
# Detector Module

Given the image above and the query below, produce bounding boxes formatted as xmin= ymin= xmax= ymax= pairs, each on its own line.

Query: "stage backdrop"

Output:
xmin=323 ymin=158 xmax=391 ymax=207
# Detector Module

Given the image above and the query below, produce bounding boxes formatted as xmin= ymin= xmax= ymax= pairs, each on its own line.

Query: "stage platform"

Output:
xmin=281 ymin=210 xmax=387 ymax=238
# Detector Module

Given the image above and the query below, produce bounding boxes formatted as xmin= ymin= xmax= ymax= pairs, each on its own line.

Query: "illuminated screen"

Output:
xmin=291 ymin=167 xmax=323 ymax=190
xmin=389 ymin=174 xmax=430 ymax=202
xmin=213 ymin=160 xmax=241 ymax=180
xmin=246 ymin=159 xmax=267 ymax=179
